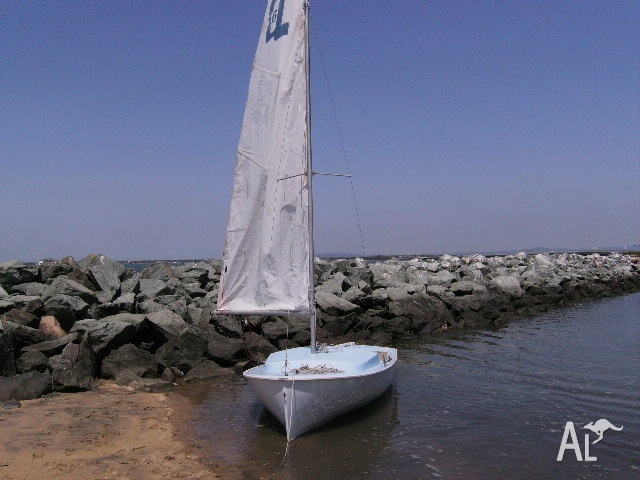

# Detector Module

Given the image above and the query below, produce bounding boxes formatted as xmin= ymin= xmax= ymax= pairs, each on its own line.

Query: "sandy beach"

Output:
xmin=0 ymin=381 xmax=238 ymax=480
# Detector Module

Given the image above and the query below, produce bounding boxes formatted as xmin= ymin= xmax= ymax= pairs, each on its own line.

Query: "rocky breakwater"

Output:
xmin=1 ymin=252 xmax=639 ymax=404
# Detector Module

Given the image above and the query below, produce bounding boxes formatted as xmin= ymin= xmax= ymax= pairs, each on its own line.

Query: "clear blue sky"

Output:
xmin=2 ymin=1 xmax=638 ymax=262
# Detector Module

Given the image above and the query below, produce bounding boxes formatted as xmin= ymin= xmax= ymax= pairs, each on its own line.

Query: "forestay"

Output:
xmin=216 ymin=0 xmax=311 ymax=315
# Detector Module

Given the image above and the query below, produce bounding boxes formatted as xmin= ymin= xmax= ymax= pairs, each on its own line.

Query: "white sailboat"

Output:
xmin=215 ymin=0 xmax=396 ymax=441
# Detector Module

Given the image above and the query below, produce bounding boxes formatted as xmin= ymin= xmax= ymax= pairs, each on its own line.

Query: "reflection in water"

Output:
xmin=186 ymin=293 xmax=639 ymax=479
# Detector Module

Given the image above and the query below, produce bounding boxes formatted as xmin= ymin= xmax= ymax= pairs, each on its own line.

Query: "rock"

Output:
xmin=42 ymin=276 xmax=98 ymax=305
xmin=0 ymin=285 xmax=7 ymax=299
xmin=205 ymin=329 xmax=245 ymax=366
xmin=315 ymin=291 xmax=362 ymax=316
xmin=0 ymin=370 xmax=52 ymax=402
xmin=16 ymin=350 xmax=49 ymax=373
xmin=0 ymin=321 xmax=16 ymax=376
xmin=388 ymin=291 xmax=454 ymax=331
xmin=9 ymin=282 xmax=45 ymax=297
xmin=5 ymin=295 xmax=43 ymax=315
xmin=70 ymin=319 xmax=137 ymax=359
xmin=182 ymin=359 xmax=235 ymax=383
xmin=43 ymin=294 xmax=90 ymax=330
xmin=39 ymin=258 xmax=74 ymax=283
xmin=0 ymin=261 xmax=38 ymax=289
xmin=140 ymin=262 xmax=177 ymax=281
xmin=1 ymin=309 xmax=39 ymax=328
xmin=101 ymin=344 xmax=159 ymax=379
xmin=211 ymin=315 xmax=243 ymax=338
xmin=243 ymin=332 xmax=277 ymax=362
xmin=450 ymin=280 xmax=487 ymax=296
xmin=87 ymin=254 xmax=126 ymax=300
xmin=39 ymin=315 xmax=67 ymax=338
xmin=1 ymin=320 xmax=53 ymax=349
xmin=146 ymin=309 xmax=190 ymax=339
xmin=50 ymin=333 xmax=97 ymax=391
xmin=429 ymin=270 xmax=457 ymax=287
xmin=261 ymin=317 xmax=308 ymax=341
xmin=21 ymin=332 xmax=80 ymax=356
xmin=154 ymin=334 xmax=207 ymax=373
xmin=491 ymin=275 xmax=525 ymax=298
xmin=370 ymin=262 xmax=407 ymax=287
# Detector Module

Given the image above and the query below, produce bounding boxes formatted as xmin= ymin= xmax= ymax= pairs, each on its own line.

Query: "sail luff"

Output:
xmin=216 ymin=0 xmax=311 ymax=316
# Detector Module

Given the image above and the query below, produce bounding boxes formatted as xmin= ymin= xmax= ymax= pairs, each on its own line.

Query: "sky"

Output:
xmin=1 ymin=1 xmax=639 ymax=262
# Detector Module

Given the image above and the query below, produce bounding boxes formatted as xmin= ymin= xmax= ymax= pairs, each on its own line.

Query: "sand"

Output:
xmin=0 ymin=381 xmax=238 ymax=480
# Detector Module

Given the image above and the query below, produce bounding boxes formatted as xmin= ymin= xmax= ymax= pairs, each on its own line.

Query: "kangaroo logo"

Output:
xmin=584 ymin=419 xmax=623 ymax=444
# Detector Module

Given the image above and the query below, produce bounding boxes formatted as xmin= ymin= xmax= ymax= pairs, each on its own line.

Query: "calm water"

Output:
xmin=187 ymin=292 xmax=639 ymax=479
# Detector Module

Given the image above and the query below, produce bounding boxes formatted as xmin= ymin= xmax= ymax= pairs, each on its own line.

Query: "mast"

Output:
xmin=304 ymin=0 xmax=317 ymax=354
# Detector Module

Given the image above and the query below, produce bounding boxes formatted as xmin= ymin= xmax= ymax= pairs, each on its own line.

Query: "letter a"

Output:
xmin=557 ymin=422 xmax=583 ymax=461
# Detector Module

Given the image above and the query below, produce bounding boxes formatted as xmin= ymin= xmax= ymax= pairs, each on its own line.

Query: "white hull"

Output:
xmin=244 ymin=343 xmax=397 ymax=440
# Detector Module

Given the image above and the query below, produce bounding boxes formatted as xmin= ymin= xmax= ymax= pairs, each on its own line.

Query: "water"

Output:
xmin=187 ymin=293 xmax=640 ymax=479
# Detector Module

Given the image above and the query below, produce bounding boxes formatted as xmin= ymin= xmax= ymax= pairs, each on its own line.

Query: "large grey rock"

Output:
xmin=9 ymin=282 xmax=45 ymax=297
xmin=182 ymin=359 xmax=235 ymax=383
xmin=0 ymin=285 xmax=8 ymax=299
xmin=101 ymin=344 xmax=159 ymax=379
xmin=491 ymin=275 xmax=525 ymax=298
xmin=0 ymin=309 xmax=39 ymax=328
xmin=43 ymin=294 xmax=90 ymax=330
xmin=243 ymin=332 xmax=277 ymax=362
xmin=205 ymin=328 xmax=245 ymax=366
xmin=154 ymin=332 xmax=207 ymax=373
xmin=70 ymin=319 xmax=137 ymax=359
xmin=211 ymin=315 xmax=243 ymax=338
xmin=315 ymin=291 xmax=362 ymax=316
xmin=50 ymin=334 xmax=97 ymax=391
xmin=0 ymin=370 xmax=52 ymax=401
xmin=39 ymin=258 xmax=74 ymax=283
xmin=0 ymin=321 xmax=16 ymax=376
xmin=16 ymin=350 xmax=49 ymax=373
xmin=140 ymin=262 xmax=177 ymax=281
xmin=146 ymin=309 xmax=190 ymax=339
xmin=21 ymin=332 xmax=80 ymax=356
xmin=0 ymin=261 xmax=38 ymax=289
xmin=369 ymin=262 xmax=407 ymax=287
xmin=5 ymin=295 xmax=43 ymax=315
xmin=388 ymin=291 xmax=454 ymax=331
xmin=42 ymin=276 xmax=98 ymax=304
xmin=450 ymin=280 xmax=487 ymax=296
xmin=87 ymin=254 xmax=126 ymax=300
xmin=1 ymin=320 xmax=53 ymax=348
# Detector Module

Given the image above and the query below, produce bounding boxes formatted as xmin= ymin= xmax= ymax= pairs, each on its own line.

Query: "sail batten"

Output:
xmin=217 ymin=0 xmax=311 ymax=315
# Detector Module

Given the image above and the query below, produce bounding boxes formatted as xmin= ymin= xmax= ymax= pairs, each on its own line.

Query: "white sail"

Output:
xmin=217 ymin=0 xmax=311 ymax=315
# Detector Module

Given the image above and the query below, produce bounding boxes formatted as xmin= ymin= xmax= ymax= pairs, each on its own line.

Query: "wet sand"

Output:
xmin=0 ymin=381 xmax=240 ymax=480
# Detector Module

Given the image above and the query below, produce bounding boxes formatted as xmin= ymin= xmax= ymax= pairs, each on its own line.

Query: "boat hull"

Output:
xmin=244 ymin=344 xmax=397 ymax=440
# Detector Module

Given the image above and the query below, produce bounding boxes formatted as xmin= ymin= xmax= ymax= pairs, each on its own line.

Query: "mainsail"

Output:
xmin=216 ymin=0 xmax=311 ymax=315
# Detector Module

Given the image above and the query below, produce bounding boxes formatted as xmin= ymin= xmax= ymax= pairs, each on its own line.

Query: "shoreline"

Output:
xmin=0 ymin=381 xmax=233 ymax=480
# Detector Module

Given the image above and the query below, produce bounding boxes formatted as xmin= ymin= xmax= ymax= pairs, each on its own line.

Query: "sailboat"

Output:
xmin=215 ymin=0 xmax=396 ymax=441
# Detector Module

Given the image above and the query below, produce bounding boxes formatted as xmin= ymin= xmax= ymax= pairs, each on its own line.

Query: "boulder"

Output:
xmin=0 ymin=261 xmax=38 ymax=289
xmin=9 ymin=282 xmax=46 ymax=297
xmin=49 ymin=333 xmax=97 ymax=391
xmin=140 ymin=262 xmax=177 ymax=281
xmin=39 ymin=259 xmax=74 ymax=283
xmin=113 ymin=371 xmax=170 ymax=391
xmin=42 ymin=277 xmax=98 ymax=304
xmin=211 ymin=315 xmax=243 ymax=338
xmin=154 ymin=334 xmax=207 ymax=373
xmin=0 ymin=321 xmax=16 ymax=376
xmin=5 ymin=295 xmax=43 ymax=315
xmin=70 ymin=319 xmax=137 ymax=359
xmin=39 ymin=315 xmax=67 ymax=338
xmin=21 ymin=332 xmax=80 ymax=356
xmin=101 ymin=344 xmax=159 ymax=379
xmin=0 ymin=370 xmax=52 ymax=402
xmin=1 ymin=321 xmax=53 ymax=349
xmin=43 ymin=294 xmax=90 ymax=330
xmin=491 ymin=275 xmax=525 ymax=298
xmin=1 ymin=309 xmax=39 ymax=328
xmin=87 ymin=254 xmax=126 ymax=300
xmin=243 ymin=332 xmax=277 ymax=362
xmin=205 ymin=329 xmax=245 ymax=366
xmin=315 ymin=291 xmax=362 ymax=316
xmin=16 ymin=350 xmax=49 ymax=373
xmin=182 ymin=359 xmax=235 ymax=383
xmin=146 ymin=309 xmax=189 ymax=339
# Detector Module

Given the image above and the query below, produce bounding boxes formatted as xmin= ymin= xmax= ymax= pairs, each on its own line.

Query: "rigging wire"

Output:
xmin=310 ymin=22 xmax=367 ymax=258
